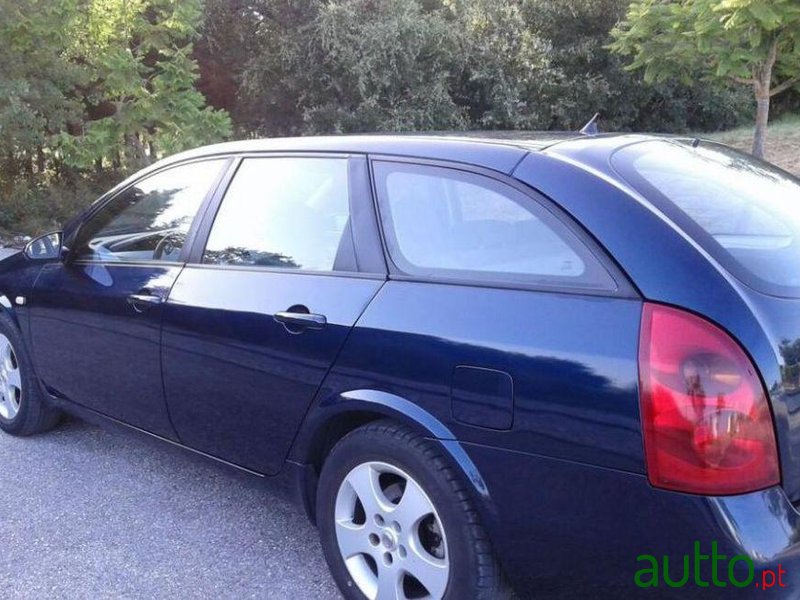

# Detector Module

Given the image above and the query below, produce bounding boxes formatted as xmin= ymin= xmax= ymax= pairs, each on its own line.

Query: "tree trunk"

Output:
xmin=36 ymin=147 xmax=45 ymax=174
xmin=751 ymin=37 xmax=778 ymax=160
xmin=752 ymin=93 xmax=770 ymax=159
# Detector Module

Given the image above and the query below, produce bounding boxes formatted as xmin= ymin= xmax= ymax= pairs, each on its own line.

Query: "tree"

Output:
xmin=449 ymin=0 xmax=554 ymax=129
xmin=216 ymin=0 xmax=558 ymax=135
xmin=57 ymin=0 xmax=232 ymax=170
xmin=610 ymin=0 xmax=800 ymax=158
xmin=0 ymin=0 xmax=84 ymax=187
xmin=240 ymin=0 xmax=467 ymax=135
xmin=524 ymin=0 xmax=750 ymax=133
xmin=195 ymin=0 xmax=259 ymax=135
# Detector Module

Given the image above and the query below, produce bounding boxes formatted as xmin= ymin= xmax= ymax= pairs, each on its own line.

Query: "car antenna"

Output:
xmin=579 ymin=113 xmax=601 ymax=136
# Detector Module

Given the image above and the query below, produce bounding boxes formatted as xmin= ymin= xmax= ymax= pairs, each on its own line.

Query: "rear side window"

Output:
xmin=612 ymin=140 xmax=800 ymax=297
xmin=203 ymin=157 xmax=352 ymax=271
xmin=373 ymin=162 xmax=616 ymax=290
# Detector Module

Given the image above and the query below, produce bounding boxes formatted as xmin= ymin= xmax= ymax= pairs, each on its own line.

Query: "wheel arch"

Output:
xmin=288 ymin=389 xmax=492 ymax=525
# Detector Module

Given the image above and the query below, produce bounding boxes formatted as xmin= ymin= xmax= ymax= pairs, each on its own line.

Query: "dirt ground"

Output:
xmin=703 ymin=115 xmax=800 ymax=176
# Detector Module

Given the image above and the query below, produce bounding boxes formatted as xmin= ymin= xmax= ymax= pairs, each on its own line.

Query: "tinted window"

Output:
xmin=203 ymin=158 xmax=351 ymax=271
xmin=612 ymin=140 xmax=800 ymax=297
xmin=374 ymin=162 xmax=615 ymax=290
xmin=74 ymin=160 xmax=225 ymax=262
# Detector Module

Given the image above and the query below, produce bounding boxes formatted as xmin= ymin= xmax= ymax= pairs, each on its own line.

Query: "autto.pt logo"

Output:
xmin=635 ymin=542 xmax=787 ymax=591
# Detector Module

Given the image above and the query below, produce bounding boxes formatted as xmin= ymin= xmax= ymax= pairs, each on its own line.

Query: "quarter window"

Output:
xmin=74 ymin=160 xmax=226 ymax=262
xmin=203 ymin=157 xmax=352 ymax=271
xmin=373 ymin=162 xmax=615 ymax=290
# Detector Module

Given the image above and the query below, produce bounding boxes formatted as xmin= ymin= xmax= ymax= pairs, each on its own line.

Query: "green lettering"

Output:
xmin=662 ymin=554 xmax=690 ymax=588
xmin=635 ymin=554 xmax=660 ymax=588
xmin=728 ymin=555 xmax=755 ymax=588
xmin=711 ymin=541 xmax=728 ymax=587
xmin=694 ymin=541 xmax=710 ymax=587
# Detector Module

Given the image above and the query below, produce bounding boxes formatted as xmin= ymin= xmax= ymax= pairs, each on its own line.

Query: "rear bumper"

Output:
xmin=465 ymin=442 xmax=800 ymax=598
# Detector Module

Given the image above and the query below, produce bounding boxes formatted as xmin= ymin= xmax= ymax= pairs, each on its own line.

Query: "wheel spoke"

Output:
xmin=8 ymin=386 xmax=18 ymax=411
xmin=390 ymin=479 xmax=433 ymax=529
xmin=0 ymin=339 xmax=11 ymax=370
xmin=335 ymin=519 xmax=371 ymax=560
xmin=406 ymin=541 xmax=449 ymax=599
xmin=376 ymin=565 xmax=404 ymax=600
xmin=6 ymin=368 xmax=20 ymax=390
xmin=346 ymin=463 xmax=392 ymax=515
xmin=0 ymin=386 xmax=15 ymax=419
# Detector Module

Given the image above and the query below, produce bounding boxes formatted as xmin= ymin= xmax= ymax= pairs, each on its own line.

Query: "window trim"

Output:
xmin=368 ymin=155 xmax=634 ymax=297
xmin=68 ymin=156 xmax=234 ymax=267
xmin=186 ymin=152 xmax=388 ymax=278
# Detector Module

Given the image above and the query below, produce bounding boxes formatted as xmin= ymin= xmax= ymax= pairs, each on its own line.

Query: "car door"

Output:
xmin=161 ymin=154 xmax=386 ymax=474
xmin=28 ymin=158 xmax=229 ymax=439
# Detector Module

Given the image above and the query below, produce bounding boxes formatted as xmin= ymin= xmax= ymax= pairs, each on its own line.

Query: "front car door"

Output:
xmin=28 ymin=158 xmax=229 ymax=438
xmin=161 ymin=154 xmax=386 ymax=474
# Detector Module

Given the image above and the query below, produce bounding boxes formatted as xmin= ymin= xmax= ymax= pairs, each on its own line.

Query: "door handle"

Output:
xmin=274 ymin=310 xmax=327 ymax=332
xmin=127 ymin=292 xmax=164 ymax=313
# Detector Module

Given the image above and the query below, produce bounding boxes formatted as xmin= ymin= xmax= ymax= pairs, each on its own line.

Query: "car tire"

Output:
xmin=0 ymin=310 xmax=60 ymax=436
xmin=317 ymin=420 xmax=509 ymax=600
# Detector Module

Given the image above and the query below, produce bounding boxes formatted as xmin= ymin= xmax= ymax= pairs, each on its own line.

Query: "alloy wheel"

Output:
xmin=334 ymin=461 xmax=450 ymax=600
xmin=0 ymin=334 xmax=21 ymax=420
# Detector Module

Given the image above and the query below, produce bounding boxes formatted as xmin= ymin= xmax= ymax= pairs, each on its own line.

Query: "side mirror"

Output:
xmin=24 ymin=231 xmax=63 ymax=261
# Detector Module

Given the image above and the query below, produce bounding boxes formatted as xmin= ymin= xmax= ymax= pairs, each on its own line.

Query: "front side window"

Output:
xmin=74 ymin=160 xmax=226 ymax=262
xmin=203 ymin=157 xmax=352 ymax=271
xmin=373 ymin=162 xmax=615 ymax=290
xmin=612 ymin=140 xmax=800 ymax=297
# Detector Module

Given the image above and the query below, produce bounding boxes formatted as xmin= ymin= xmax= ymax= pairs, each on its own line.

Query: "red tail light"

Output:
xmin=639 ymin=303 xmax=779 ymax=495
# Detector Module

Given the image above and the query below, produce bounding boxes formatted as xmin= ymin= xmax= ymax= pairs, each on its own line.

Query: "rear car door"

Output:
xmin=161 ymin=154 xmax=385 ymax=474
xmin=28 ymin=159 xmax=229 ymax=438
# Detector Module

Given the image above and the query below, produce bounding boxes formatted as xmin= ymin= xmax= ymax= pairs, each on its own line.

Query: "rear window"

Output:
xmin=612 ymin=140 xmax=800 ymax=297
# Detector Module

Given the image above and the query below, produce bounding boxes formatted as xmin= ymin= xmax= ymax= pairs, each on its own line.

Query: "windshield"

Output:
xmin=612 ymin=140 xmax=800 ymax=298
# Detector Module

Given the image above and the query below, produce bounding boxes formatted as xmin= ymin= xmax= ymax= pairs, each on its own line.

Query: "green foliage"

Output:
xmin=299 ymin=0 xmax=466 ymax=132
xmin=450 ymin=0 xmax=553 ymax=129
xmin=610 ymin=0 xmax=800 ymax=155
xmin=0 ymin=174 xmax=118 ymax=235
xmin=523 ymin=0 xmax=752 ymax=132
xmin=0 ymin=0 xmax=230 ymax=235
xmin=238 ymin=0 xmax=467 ymax=134
xmin=211 ymin=0 xmax=752 ymax=136
xmin=58 ymin=0 xmax=232 ymax=170
xmin=0 ymin=1 xmax=84 ymax=186
xmin=611 ymin=0 xmax=800 ymax=88
xmin=1 ymin=0 xmax=783 ymax=236
xmin=0 ymin=0 xmax=230 ymax=182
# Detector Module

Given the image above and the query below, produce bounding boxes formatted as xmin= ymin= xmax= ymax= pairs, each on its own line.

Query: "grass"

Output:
xmin=700 ymin=113 xmax=800 ymax=176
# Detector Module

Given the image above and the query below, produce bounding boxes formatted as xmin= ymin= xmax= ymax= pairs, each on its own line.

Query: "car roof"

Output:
xmin=137 ymin=132 xmax=700 ymax=193
xmin=158 ymin=132 xmax=632 ymax=175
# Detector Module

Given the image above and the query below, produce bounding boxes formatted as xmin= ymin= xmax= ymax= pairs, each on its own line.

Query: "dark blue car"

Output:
xmin=2 ymin=133 xmax=800 ymax=599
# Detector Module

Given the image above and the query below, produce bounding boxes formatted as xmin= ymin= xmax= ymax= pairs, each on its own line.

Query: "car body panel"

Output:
xmin=463 ymin=441 xmax=800 ymax=598
xmin=28 ymin=261 xmax=181 ymax=439
xmin=516 ymin=147 xmax=800 ymax=502
xmin=305 ymin=280 xmax=645 ymax=473
xmin=0 ymin=251 xmax=40 ymax=334
xmin=161 ymin=266 xmax=384 ymax=474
